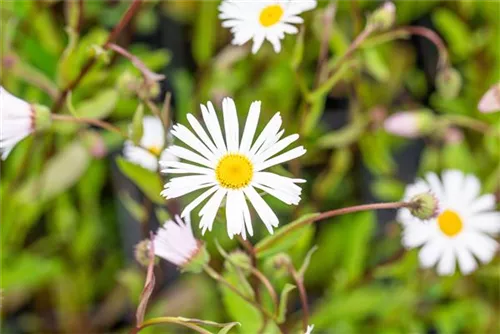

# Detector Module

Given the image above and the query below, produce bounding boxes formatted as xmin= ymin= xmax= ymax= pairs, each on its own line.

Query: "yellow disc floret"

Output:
xmin=216 ymin=154 xmax=254 ymax=189
xmin=259 ymin=5 xmax=284 ymax=27
xmin=148 ymin=146 xmax=162 ymax=156
xmin=437 ymin=209 xmax=463 ymax=237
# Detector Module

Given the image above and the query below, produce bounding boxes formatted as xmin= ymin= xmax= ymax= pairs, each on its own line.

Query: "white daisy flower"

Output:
xmin=1 ymin=86 xmax=51 ymax=160
xmin=398 ymin=170 xmax=500 ymax=276
xmin=219 ymin=0 xmax=317 ymax=54
xmin=123 ymin=116 xmax=176 ymax=171
xmin=160 ymin=97 xmax=306 ymax=239
xmin=305 ymin=324 xmax=314 ymax=334
xmin=153 ymin=215 xmax=202 ymax=267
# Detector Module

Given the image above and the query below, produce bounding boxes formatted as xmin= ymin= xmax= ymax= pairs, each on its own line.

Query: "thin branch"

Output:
xmin=288 ymin=265 xmax=309 ymax=332
xmin=51 ymin=114 xmax=127 ymax=138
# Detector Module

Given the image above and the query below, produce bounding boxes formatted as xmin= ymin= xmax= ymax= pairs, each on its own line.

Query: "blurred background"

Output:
xmin=1 ymin=0 xmax=499 ymax=333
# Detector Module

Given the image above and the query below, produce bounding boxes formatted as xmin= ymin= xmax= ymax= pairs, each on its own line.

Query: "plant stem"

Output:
xmin=441 ymin=114 xmax=494 ymax=134
xmin=288 ymin=264 xmax=309 ymax=333
xmin=51 ymin=114 xmax=127 ymax=138
xmin=257 ymin=202 xmax=411 ymax=255
xmin=52 ymin=0 xmax=143 ymax=113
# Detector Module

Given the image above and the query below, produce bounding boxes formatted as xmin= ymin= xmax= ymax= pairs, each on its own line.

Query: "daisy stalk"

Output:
xmin=256 ymin=201 xmax=414 ymax=255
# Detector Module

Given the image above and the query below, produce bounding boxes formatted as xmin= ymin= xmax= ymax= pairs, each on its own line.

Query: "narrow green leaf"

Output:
xmin=277 ymin=284 xmax=296 ymax=323
xmin=76 ymin=89 xmax=118 ymax=119
xmin=291 ymin=28 xmax=305 ymax=70
xmin=218 ymin=322 xmax=241 ymax=334
xmin=298 ymin=245 xmax=319 ymax=277
xmin=192 ymin=1 xmax=218 ymax=65
xmin=131 ymin=104 xmax=144 ymax=145
xmin=119 ymin=192 xmax=147 ymax=222
xmin=116 ymin=157 xmax=164 ymax=204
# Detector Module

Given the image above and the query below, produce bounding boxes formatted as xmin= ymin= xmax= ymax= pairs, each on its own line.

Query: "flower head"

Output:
xmin=1 ymin=86 xmax=51 ymax=160
xmin=367 ymin=2 xmax=396 ymax=31
xmin=219 ymin=0 xmax=317 ymax=54
xmin=383 ymin=110 xmax=434 ymax=138
xmin=397 ymin=170 xmax=500 ymax=276
xmin=160 ymin=97 xmax=306 ymax=239
xmin=123 ymin=116 xmax=176 ymax=171
xmin=153 ymin=215 xmax=209 ymax=273
xmin=478 ymin=83 xmax=500 ymax=113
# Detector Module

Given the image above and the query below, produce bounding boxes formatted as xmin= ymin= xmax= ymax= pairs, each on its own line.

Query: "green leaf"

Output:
xmin=218 ymin=322 xmax=241 ymax=334
xmin=119 ymin=192 xmax=147 ymax=222
xmin=131 ymin=104 xmax=144 ymax=145
xmin=371 ymin=178 xmax=405 ymax=201
xmin=172 ymin=69 xmax=195 ymax=124
xmin=17 ymin=141 xmax=90 ymax=201
xmin=432 ymin=8 xmax=473 ymax=60
xmin=116 ymin=157 xmax=164 ymax=204
xmin=317 ymin=114 xmax=368 ymax=148
xmin=255 ymin=213 xmax=319 ymax=259
xmin=76 ymin=89 xmax=118 ymax=119
xmin=298 ymin=245 xmax=319 ymax=277
xmin=277 ymin=284 xmax=296 ymax=323
xmin=192 ymin=1 xmax=218 ymax=65
xmin=291 ymin=28 xmax=305 ymax=70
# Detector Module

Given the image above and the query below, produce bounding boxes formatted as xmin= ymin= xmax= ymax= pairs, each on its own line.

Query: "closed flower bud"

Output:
xmin=225 ymin=250 xmax=252 ymax=275
xmin=408 ymin=192 xmax=439 ymax=220
xmin=367 ymin=2 xmax=396 ymax=31
xmin=478 ymin=83 xmax=500 ymax=113
xmin=134 ymin=239 xmax=153 ymax=267
xmin=1 ymin=86 xmax=51 ymax=160
xmin=153 ymin=215 xmax=209 ymax=274
xmin=436 ymin=67 xmax=462 ymax=99
xmin=383 ymin=110 xmax=435 ymax=138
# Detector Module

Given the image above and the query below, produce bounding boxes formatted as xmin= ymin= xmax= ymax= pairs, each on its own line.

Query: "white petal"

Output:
xmin=470 ymin=212 xmax=500 ymax=234
xmin=181 ymin=185 xmax=219 ymax=218
xmin=243 ymin=186 xmax=279 ymax=233
xmin=418 ymin=239 xmax=445 ymax=268
xmin=199 ymin=188 xmax=227 ymax=233
xmin=171 ymin=124 xmax=216 ymax=161
xmin=464 ymin=232 xmax=498 ymax=264
xmin=222 ymin=97 xmax=239 ymax=152
xmin=252 ymin=32 xmax=266 ymax=54
xmin=253 ymin=133 xmax=299 ymax=164
xmin=437 ymin=247 xmax=456 ymax=276
xmin=254 ymin=146 xmax=306 ymax=171
xmin=167 ymin=145 xmax=214 ymax=168
xmin=249 ymin=112 xmax=282 ymax=157
xmin=468 ymin=194 xmax=496 ymax=214
xmin=187 ymin=113 xmax=220 ymax=156
xmin=461 ymin=174 xmax=481 ymax=205
xmin=239 ymin=101 xmax=261 ymax=154
xmin=201 ymin=103 xmax=227 ymax=154
xmin=425 ymin=172 xmax=445 ymax=201
xmin=160 ymin=160 xmax=214 ymax=175
xmin=442 ymin=169 xmax=464 ymax=203
xmin=455 ymin=246 xmax=477 ymax=275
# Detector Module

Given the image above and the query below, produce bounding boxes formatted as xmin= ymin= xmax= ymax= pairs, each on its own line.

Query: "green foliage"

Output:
xmin=116 ymin=157 xmax=164 ymax=204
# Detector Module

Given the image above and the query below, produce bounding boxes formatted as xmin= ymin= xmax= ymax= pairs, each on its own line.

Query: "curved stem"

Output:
xmin=288 ymin=265 xmax=309 ymax=332
xmin=441 ymin=114 xmax=494 ymax=134
xmin=256 ymin=202 xmax=411 ymax=255
xmin=51 ymin=114 xmax=127 ymax=138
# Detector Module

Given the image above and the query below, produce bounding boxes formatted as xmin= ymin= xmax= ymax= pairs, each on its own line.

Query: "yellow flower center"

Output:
xmin=148 ymin=146 xmax=162 ymax=156
xmin=437 ymin=209 xmax=463 ymax=237
xmin=259 ymin=5 xmax=284 ymax=27
xmin=215 ymin=154 xmax=253 ymax=190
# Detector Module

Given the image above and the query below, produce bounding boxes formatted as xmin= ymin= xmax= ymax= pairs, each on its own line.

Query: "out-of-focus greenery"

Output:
xmin=1 ymin=1 xmax=499 ymax=333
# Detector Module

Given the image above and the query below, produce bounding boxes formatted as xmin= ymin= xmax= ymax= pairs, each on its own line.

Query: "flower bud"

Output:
xmin=367 ymin=2 xmax=396 ymax=31
xmin=383 ymin=110 xmax=435 ymax=138
xmin=477 ymin=83 xmax=500 ymax=113
xmin=225 ymin=250 xmax=252 ymax=275
xmin=408 ymin=192 xmax=439 ymax=220
xmin=33 ymin=104 xmax=52 ymax=132
xmin=436 ymin=67 xmax=462 ymax=99
xmin=134 ymin=239 xmax=152 ymax=267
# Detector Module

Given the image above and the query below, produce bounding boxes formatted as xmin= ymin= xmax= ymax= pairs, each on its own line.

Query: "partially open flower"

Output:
xmin=1 ymin=86 xmax=51 ymax=160
xmin=398 ymin=170 xmax=500 ymax=276
xmin=478 ymin=83 xmax=500 ymax=113
xmin=383 ymin=110 xmax=435 ymax=138
xmin=153 ymin=215 xmax=209 ymax=273
xmin=123 ymin=116 xmax=177 ymax=171
xmin=134 ymin=239 xmax=153 ymax=267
